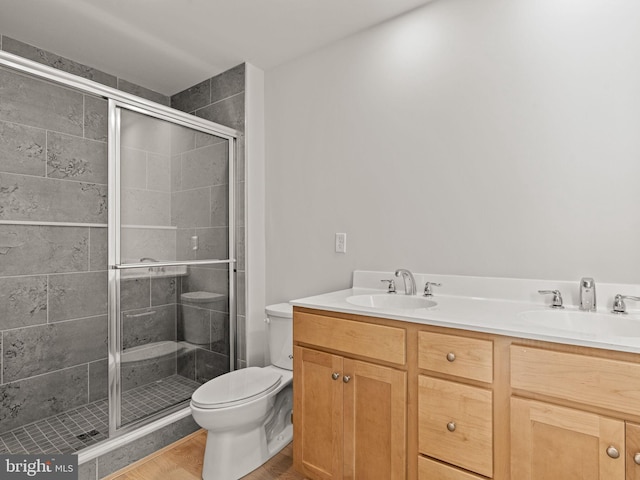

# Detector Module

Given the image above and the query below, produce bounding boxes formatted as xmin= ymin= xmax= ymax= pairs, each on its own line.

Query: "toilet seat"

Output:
xmin=191 ymin=367 xmax=282 ymax=409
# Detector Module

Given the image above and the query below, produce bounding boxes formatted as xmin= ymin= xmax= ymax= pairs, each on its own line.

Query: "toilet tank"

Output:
xmin=265 ymin=303 xmax=293 ymax=370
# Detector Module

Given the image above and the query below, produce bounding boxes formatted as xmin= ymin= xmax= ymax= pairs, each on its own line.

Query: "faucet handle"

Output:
xmin=424 ymin=282 xmax=442 ymax=297
xmin=381 ymin=279 xmax=396 ymax=294
xmin=612 ymin=294 xmax=640 ymax=314
xmin=538 ymin=290 xmax=564 ymax=309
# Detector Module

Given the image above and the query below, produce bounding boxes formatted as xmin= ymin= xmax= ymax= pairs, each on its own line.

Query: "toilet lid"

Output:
xmin=191 ymin=367 xmax=282 ymax=409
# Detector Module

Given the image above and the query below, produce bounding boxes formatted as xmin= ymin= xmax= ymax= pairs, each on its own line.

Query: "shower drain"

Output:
xmin=76 ymin=429 xmax=101 ymax=441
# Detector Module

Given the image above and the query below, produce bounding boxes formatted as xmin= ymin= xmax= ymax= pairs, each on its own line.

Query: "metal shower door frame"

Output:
xmin=107 ymin=99 xmax=237 ymax=436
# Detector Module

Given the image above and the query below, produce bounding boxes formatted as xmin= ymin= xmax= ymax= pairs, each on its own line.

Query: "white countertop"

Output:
xmin=290 ymin=271 xmax=640 ymax=354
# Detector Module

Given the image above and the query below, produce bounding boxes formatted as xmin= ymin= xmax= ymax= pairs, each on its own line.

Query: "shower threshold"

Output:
xmin=0 ymin=374 xmax=201 ymax=455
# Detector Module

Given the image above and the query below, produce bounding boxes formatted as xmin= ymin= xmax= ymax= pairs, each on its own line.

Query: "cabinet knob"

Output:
xmin=447 ymin=422 xmax=456 ymax=432
xmin=332 ymin=372 xmax=340 ymax=380
xmin=343 ymin=375 xmax=351 ymax=383
xmin=634 ymin=453 xmax=640 ymax=465
xmin=446 ymin=352 xmax=456 ymax=362
xmin=606 ymin=446 xmax=620 ymax=459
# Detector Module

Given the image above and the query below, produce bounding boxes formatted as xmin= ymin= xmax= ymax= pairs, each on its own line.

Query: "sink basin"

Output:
xmin=346 ymin=294 xmax=437 ymax=310
xmin=515 ymin=310 xmax=640 ymax=338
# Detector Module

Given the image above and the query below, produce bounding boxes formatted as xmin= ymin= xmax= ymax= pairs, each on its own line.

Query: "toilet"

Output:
xmin=190 ymin=303 xmax=293 ymax=480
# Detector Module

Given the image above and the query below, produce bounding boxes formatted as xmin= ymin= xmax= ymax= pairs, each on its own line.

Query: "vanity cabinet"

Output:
xmin=417 ymin=331 xmax=495 ymax=478
xmin=293 ymin=306 xmax=640 ymax=480
xmin=511 ymin=345 xmax=640 ymax=480
xmin=293 ymin=311 xmax=407 ymax=480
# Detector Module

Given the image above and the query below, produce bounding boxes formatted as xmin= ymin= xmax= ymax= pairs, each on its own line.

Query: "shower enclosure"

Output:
xmin=0 ymin=54 xmax=237 ymax=455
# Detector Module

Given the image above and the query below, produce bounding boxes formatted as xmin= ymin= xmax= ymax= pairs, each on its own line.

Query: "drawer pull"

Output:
xmin=446 ymin=422 xmax=456 ymax=432
xmin=446 ymin=352 xmax=456 ymax=362
xmin=332 ymin=372 xmax=340 ymax=380
xmin=634 ymin=453 xmax=640 ymax=465
xmin=606 ymin=446 xmax=620 ymax=459
xmin=343 ymin=375 xmax=351 ymax=383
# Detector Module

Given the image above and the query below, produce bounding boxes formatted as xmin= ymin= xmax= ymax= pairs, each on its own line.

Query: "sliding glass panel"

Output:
xmin=112 ymin=105 xmax=234 ymax=430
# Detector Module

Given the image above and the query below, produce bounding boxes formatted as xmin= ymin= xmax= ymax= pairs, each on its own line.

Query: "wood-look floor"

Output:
xmin=104 ymin=430 xmax=307 ymax=480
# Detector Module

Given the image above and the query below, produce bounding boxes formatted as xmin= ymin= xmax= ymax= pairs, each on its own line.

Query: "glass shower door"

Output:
xmin=108 ymin=101 xmax=236 ymax=432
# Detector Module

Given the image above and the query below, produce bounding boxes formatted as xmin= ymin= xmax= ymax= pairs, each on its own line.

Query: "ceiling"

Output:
xmin=0 ymin=0 xmax=433 ymax=96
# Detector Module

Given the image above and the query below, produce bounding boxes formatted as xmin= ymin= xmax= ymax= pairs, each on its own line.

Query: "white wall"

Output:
xmin=265 ymin=0 xmax=640 ymax=303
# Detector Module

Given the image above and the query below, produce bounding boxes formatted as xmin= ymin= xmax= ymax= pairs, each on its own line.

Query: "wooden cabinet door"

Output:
xmin=627 ymin=423 xmax=640 ymax=480
xmin=511 ymin=397 xmax=625 ymax=480
xmin=343 ymin=358 xmax=407 ymax=480
xmin=293 ymin=346 xmax=343 ymax=480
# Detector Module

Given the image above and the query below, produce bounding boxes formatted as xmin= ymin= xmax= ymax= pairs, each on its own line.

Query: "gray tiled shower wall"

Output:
xmin=171 ymin=63 xmax=247 ymax=368
xmin=0 ymin=34 xmax=245 ymax=477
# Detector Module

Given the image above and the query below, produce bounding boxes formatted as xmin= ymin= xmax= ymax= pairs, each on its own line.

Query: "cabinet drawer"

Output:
xmin=418 ymin=456 xmax=486 ymax=480
xmin=418 ymin=331 xmax=493 ymax=383
xmin=294 ymin=311 xmax=406 ymax=365
xmin=511 ymin=345 xmax=640 ymax=416
xmin=418 ymin=376 xmax=493 ymax=477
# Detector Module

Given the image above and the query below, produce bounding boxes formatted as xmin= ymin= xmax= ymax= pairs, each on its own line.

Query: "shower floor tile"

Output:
xmin=0 ymin=374 xmax=201 ymax=455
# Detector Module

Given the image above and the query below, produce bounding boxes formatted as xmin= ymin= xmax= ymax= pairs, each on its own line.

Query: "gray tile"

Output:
xmin=89 ymin=227 xmax=108 ymax=271
xmin=195 ymin=132 xmax=227 ymax=149
xmin=236 ymin=132 xmax=245 ymax=183
xmin=0 ymin=173 xmax=107 ymax=223
xmin=211 ymin=311 xmax=229 ymax=355
xmin=236 ymin=180 xmax=245 ymax=227
xmin=182 ymin=266 xmax=229 ymax=303
xmin=89 ymin=359 xmax=108 ymax=403
xmin=77 ymin=459 xmax=97 ymax=480
xmin=0 ymin=121 xmax=46 ymax=176
xmin=236 ymin=226 xmax=245 ymax=271
xmin=169 ymin=124 xmax=196 ymax=155
xmin=210 ymin=63 xmax=245 ymax=102
xmin=171 ymin=154 xmax=181 ymax=192
xmin=120 ymin=278 xmax=151 ymax=311
xmin=237 ymin=271 xmax=245 ymax=316
xmin=96 ymin=416 xmax=198 ymax=478
xmin=181 ymin=142 xmax=228 ymax=190
xmin=171 ymin=188 xmax=210 ymax=228
xmin=122 ymin=304 xmax=176 ymax=350
xmin=121 ymin=355 xmax=176 ymax=392
xmin=0 ymin=365 xmax=88 ymax=434
xmin=195 ymin=227 xmax=228 ymax=261
xmin=195 ymin=348 xmax=229 ymax=383
xmin=117 ymin=78 xmax=170 ymax=107
xmin=121 ymin=188 xmax=171 ymax=226
xmin=120 ymin=110 xmax=171 ymax=155
xmin=170 ymin=78 xmax=210 ymax=113
xmin=0 ymin=67 xmax=83 ymax=135
xmin=48 ymin=271 xmax=108 ymax=322
xmin=84 ymin=96 xmax=108 ymax=142
xmin=0 ymin=275 xmax=47 ymax=330
xmin=3 ymin=315 xmax=107 ymax=382
xmin=210 ymin=184 xmax=229 ymax=227
xmin=196 ymin=93 xmax=244 ymax=132
xmin=177 ymin=348 xmax=195 ymax=381
xmin=147 ymin=153 xmax=171 ymax=192
xmin=120 ymin=227 xmax=176 ymax=263
xmin=178 ymin=305 xmax=210 ymax=346
xmin=2 ymin=37 xmax=118 ymax=88
xmin=175 ymin=228 xmax=197 ymax=262
xmin=151 ymin=276 xmax=178 ymax=306
xmin=120 ymin=148 xmax=147 ymax=189
xmin=47 ymin=132 xmax=108 ymax=184
xmin=0 ymin=225 xmax=88 ymax=276
xmin=237 ymin=314 xmax=246 ymax=364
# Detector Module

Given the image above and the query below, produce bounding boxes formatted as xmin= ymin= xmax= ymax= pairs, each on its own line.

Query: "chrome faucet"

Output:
xmin=612 ymin=294 xmax=640 ymax=314
xmin=579 ymin=277 xmax=596 ymax=311
xmin=395 ymin=269 xmax=416 ymax=295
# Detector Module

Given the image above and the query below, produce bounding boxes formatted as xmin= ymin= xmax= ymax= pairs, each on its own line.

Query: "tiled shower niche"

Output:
xmin=0 ymin=64 xmax=232 ymax=454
